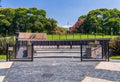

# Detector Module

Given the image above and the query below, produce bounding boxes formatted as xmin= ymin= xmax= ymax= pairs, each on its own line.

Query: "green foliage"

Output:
xmin=0 ymin=36 xmax=15 ymax=54
xmin=109 ymin=37 xmax=120 ymax=56
xmin=104 ymin=18 xmax=120 ymax=35
xmin=45 ymin=18 xmax=57 ymax=34
xmin=78 ymin=15 xmax=87 ymax=20
xmin=54 ymin=26 xmax=66 ymax=34
xmin=76 ymin=8 xmax=120 ymax=35
xmin=0 ymin=7 xmax=58 ymax=36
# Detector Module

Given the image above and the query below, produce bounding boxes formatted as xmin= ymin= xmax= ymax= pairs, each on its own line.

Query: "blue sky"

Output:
xmin=1 ymin=0 xmax=120 ymax=26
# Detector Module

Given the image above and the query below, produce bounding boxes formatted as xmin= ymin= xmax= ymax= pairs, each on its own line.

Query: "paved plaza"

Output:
xmin=0 ymin=58 xmax=120 ymax=82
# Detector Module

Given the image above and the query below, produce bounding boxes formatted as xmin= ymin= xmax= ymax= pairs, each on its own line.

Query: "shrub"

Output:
xmin=109 ymin=36 xmax=120 ymax=56
xmin=54 ymin=27 xmax=66 ymax=34
xmin=0 ymin=36 xmax=15 ymax=54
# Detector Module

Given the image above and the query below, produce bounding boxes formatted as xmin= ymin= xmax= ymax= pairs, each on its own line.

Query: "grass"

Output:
xmin=1 ymin=34 xmax=116 ymax=40
xmin=47 ymin=34 xmax=117 ymax=40
xmin=110 ymin=55 xmax=120 ymax=59
xmin=0 ymin=54 xmax=6 ymax=60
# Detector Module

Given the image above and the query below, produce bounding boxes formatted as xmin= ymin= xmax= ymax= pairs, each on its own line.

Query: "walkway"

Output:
xmin=0 ymin=62 xmax=13 ymax=82
xmin=1 ymin=59 xmax=120 ymax=82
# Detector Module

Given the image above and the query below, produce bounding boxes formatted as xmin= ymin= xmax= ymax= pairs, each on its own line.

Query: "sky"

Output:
xmin=1 ymin=0 xmax=120 ymax=26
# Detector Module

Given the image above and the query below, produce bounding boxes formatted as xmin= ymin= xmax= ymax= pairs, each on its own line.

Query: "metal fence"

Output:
xmin=6 ymin=43 xmax=33 ymax=61
xmin=6 ymin=38 xmax=110 ymax=61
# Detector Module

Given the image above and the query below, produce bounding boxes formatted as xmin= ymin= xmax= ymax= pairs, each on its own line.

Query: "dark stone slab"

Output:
xmin=3 ymin=58 xmax=120 ymax=82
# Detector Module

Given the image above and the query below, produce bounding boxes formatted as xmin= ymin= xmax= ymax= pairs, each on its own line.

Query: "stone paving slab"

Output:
xmin=3 ymin=58 xmax=99 ymax=82
xmin=82 ymin=76 xmax=115 ymax=82
xmin=3 ymin=58 xmax=120 ymax=82
xmin=0 ymin=69 xmax=9 ymax=76
xmin=88 ymin=68 xmax=120 ymax=81
xmin=0 ymin=58 xmax=119 ymax=82
xmin=0 ymin=62 xmax=13 ymax=69
xmin=0 ymin=76 xmax=5 ymax=82
xmin=0 ymin=62 xmax=13 ymax=82
xmin=95 ymin=62 xmax=120 ymax=71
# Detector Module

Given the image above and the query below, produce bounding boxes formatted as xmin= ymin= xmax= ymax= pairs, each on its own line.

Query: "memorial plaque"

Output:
xmin=18 ymin=32 xmax=46 ymax=40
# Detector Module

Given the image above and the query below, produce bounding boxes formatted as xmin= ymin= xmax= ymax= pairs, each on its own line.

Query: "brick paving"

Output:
xmin=1 ymin=58 xmax=120 ymax=82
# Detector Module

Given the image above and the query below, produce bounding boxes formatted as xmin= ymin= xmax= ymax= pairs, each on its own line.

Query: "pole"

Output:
xmin=31 ymin=43 xmax=33 ymax=61
xmin=107 ymin=42 xmax=109 ymax=62
xmin=66 ymin=34 xmax=67 ymax=40
xmin=59 ymin=34 xmax=60 ymax=40
xmin=52 ymin=34 xmax=53 ymax=40
xmin=79 ymin=33 xmax=81 ymax=40
xmin=102 ymin=42 xmax=104 ymax=59
xmin=80 ymin=44 xmax=83 ymax=61
xmin=6 ymin=44 xmax=8 ymax=61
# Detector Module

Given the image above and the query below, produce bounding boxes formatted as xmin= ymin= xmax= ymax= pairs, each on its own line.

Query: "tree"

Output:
xmin=76 ymin=8 xmax=120 ymax=35
xmin=69 ymin=19 xmax=84 ymax=33
xmin=104 ymin=18 xmax=120 ymax=35
xmin=45 ymin=18 xmax=57 ymax=34
xmin=54 ymin=26 xmax=66 ymax=34
xmin=0 ymin=7 xmax=58 ymax=35
xmin=0 ymin=8 xmax=15 ymax=36
xmin=0 ymin=14 xmax=11 ymax=36
xmin=32 ymin=21 xmax=44 ymax=32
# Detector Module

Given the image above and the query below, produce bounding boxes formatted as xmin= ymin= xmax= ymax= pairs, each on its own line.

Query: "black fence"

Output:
xmin=6 ymin=38 xmax=110 ymax=61
xmin=6 ymin=43 xmax=33 ymax=61
xmin=17 ymin=38 xmax=109 ymax=45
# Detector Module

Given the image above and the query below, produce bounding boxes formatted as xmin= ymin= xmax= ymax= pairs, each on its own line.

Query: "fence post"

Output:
xmin=6 ymin=44 xmax=8 ymax=61
xmin=52 ymin=34 xmax=53 ymax=40
xmin=80 ymin=44 xmax=83 ymax=61
xmin=31 ymin=43 xmax=33 ymax=61
xmin=107 ymin=42 xmax=109 ymax=62
xmin=87 ymin=34 xmax=89 ymax=38
xmin=79 ymin=34 xmax=81 ymax=39
xmin=14 ymin=43 xmax=17 ymax=59
xmin=102 ymin=42 xmax=104 ymax=59
xmin=70 ymin=41 xmax=72 ymax=49
xmin=59 ymin=34 xmax=60 ymax=40
xmin=57 ymin=41 xmax=59 ymax=49
xmin=66 ymin=34 xmax=67 ymax=40
xmin=73 ymin=34 xmax=74 ymax=40
xmin=95 ymin=34 xmax=96 ymax=38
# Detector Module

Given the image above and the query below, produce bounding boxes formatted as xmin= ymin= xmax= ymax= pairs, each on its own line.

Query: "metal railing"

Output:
xmin=6 ymin=38 xmax=110 ymax=61
xmin=6 ymin=43 xmax=33 ymax=61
